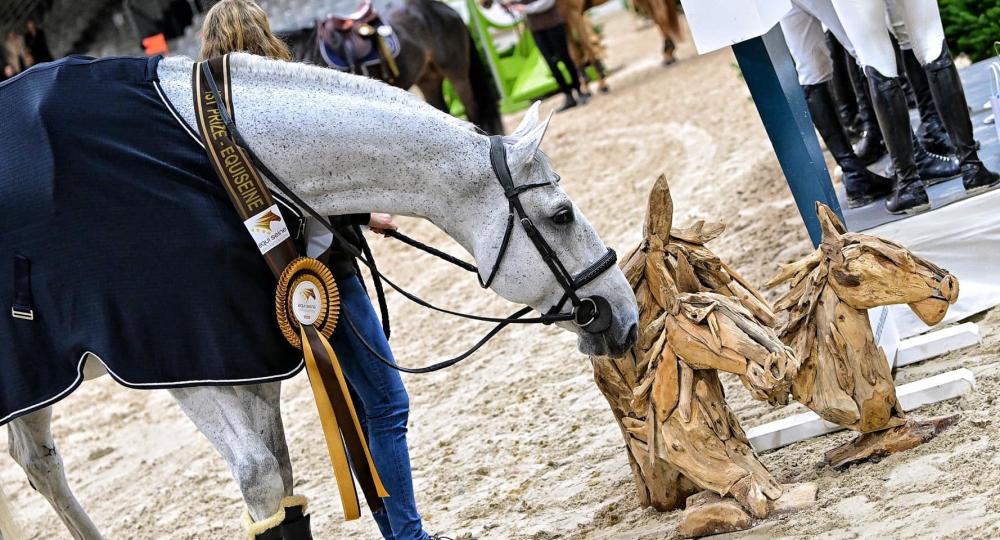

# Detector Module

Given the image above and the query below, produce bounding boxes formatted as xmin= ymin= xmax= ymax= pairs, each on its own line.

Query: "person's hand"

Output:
xmin=510 ymin=3 xmax=525 ymax=13
xmin=368 ymin=213 xmax=398 ymax=236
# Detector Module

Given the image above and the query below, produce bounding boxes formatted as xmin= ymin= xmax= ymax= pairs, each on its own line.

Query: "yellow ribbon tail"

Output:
xmin=300 ymin=325 xmax=362 ymax=520
xmin=316 ymin=330 xmax=389 ymax=498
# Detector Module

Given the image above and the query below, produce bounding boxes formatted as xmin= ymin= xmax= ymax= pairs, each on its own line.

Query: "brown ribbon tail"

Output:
xmin=302 ymin=325 xmax=389 ymax=515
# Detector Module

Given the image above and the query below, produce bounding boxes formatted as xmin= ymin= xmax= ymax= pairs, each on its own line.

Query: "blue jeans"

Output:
xmin=329 ymin=275 xmax=428 ymax=540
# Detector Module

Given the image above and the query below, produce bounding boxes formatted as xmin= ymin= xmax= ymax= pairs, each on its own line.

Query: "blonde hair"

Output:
xmin=199 ymin=0 xmax=291 ymax=61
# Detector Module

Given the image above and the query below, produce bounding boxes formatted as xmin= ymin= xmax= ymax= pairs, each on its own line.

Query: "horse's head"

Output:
xmin=815 ymin=203 xmax=959 ymax=325
xmin=472 ymin=103 xmax=639 ymax=357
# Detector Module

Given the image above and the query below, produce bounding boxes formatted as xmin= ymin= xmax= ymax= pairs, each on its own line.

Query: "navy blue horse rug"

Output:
xmin=0 ymin=56 xmax=302 ymax=425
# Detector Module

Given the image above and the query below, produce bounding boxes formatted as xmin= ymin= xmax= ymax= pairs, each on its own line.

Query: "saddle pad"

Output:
xmin=319 ymin=28 xmax=401 ymax=72
xmin=0 ymin=56 xmax=302 ymax=425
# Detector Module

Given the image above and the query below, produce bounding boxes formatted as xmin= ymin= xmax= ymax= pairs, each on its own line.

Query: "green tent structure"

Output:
xmin=445 ymin=0 xmax=563 ymax=115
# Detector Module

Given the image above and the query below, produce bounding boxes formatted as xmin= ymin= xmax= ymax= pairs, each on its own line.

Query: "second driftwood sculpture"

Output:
xmin=768 ymin=203 xmax=961 ymax=467
xmin=592 ymin=175 xmax=808 ymax=537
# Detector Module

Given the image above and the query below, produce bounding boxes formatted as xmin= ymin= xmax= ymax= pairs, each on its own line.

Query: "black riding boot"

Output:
xmin=827 ymin=31 xmax=859 ymax=136
xmin=281 ymin=505 xmax=313 ymax=540
xmin=556 ymin=92 xmax=578 ymax=112
xmin=803 ymin=82 xmax=892 ymax=208
xmin=866 ymin=67 xmax=930 ymax=215
xmin=901 ymin=47 xmax=955 ymax=156
xmin=923 ymin=42 xmax=1000 ymax=194
xmin=913 ymin=130 xmax=960 ymax=182
xmin=849 ymin=64 xmax=887 ymax=165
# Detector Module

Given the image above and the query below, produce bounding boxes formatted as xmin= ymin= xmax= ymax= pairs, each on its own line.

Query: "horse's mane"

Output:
xmin=767 ymin=248 xmax=825 ymax=335
xmin=161 ymin=53 xmax=477 ymax=133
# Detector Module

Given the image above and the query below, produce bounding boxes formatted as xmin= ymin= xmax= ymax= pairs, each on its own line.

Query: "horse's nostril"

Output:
xmin=624 ymin=323 xmax=638 ymax=350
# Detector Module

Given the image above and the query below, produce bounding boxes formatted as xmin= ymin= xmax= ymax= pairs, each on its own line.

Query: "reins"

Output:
xmin=198 ymin=59 xmax=617 ymax=373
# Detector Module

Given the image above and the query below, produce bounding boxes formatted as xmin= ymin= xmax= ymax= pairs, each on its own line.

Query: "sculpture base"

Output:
xmin=825 ymin=414 xmax=960 ymax=469
xmin=677 ymin=483 xmax=817 ymax=538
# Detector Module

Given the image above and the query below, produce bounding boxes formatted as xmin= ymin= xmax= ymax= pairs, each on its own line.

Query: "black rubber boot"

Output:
xmin=556 ymin=93 xmax=578 ymax=112
xmin=255 ymin=526 xmax=283 ymax=540
xmin=849 ymin=65 xmax=887 ymax=165
xmin=865 ymin=67 xmax=930 ymax=215
xmin=803 ymin=82 xmax=892 ymax=208
xmin=280 ymin=505 xmax=313 ymax=540
xmin=827 ymin=31 xmax=859 ymax=136
xmin=901 ymin=47 xmax=955 ymax=156
xmin=913 ymin=131 xmax=960 ymax=182
xmin=923 ymin=42 xmax=1000 ymax=194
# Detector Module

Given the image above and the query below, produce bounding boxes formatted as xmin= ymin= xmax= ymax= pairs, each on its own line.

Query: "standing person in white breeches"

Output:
xmin=831 ymin=0 xmax=1000 ymax=214
xmin=780 ymin=1 xmax=892 ymax=209
xmin=780 ymin=0 xmax=960 ymax=209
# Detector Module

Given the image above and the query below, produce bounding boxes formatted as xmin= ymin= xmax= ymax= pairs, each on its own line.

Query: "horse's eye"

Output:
xmin=552 ymin=208 xmax=574 ymax=225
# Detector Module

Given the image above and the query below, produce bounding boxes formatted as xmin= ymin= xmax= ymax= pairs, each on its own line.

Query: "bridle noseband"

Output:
xmin=483 ymin=135 xmax=618 ymax=334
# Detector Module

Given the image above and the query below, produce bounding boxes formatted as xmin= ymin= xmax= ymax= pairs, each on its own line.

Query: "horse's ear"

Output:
xmin=509 ymin=110 xmax=553 ymax=169
xmin=510 ymin=101 xmax=542 ymax=140
xmin=644 ymin=174 xmax=673 ymax=241
xmin=816 ymin=202 xmax=846 ymax=242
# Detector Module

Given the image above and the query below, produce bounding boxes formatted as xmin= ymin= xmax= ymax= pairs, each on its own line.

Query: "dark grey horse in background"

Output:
xmin=282 ymin=0 xmax=504 ymax=134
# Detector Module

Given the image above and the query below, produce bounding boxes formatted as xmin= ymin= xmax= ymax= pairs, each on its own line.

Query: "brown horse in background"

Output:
xmin=630 ymin=0 xmax=682 ymax=65
xmin=557 ymin=0 xmax=610 ymax=91
xmin=282 ymin=0 xmax=504 ymax=134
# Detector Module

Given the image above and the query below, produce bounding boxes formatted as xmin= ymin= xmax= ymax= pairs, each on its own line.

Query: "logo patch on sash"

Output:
xmin=292 ymin=279 xmax=322 ymax=325
xmin=244 ymin=204 xmax=290 ymax=254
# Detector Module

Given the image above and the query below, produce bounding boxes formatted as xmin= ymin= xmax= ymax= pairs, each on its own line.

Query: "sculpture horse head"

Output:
xmin=768 ymin=203 xmax=959 ymax=431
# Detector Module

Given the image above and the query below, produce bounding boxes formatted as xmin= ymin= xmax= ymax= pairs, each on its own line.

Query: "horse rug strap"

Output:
xmin=192 ymin=55 xmax=388 ymax=520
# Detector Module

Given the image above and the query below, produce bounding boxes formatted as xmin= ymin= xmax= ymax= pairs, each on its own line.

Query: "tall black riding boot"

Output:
xmin=827 ymin=31 xmax=859 ymax=136
xmin=849 ymin=63 xmax=887 ymax=165
xmin=803 ymin=82 xmax=893 ymax=208
xmin=923 ymin=42 xmax=1000 ymax=194
xmin=912 ymin=130 xmax=960 ymax=182
xmin=865 ymin=67 xmax=930 ymax=215
xmin=901 ymin=47 xmax=955 ymax=156
xmin=281 ymin=504 xmax=313 ymax=540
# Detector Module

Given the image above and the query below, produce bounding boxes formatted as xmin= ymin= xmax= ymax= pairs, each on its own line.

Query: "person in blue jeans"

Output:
xmin=199 ymin=2 xmax=447 ymax=538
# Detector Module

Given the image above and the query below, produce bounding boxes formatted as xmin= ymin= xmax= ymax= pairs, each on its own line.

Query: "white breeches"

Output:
xmin=781 ymin=0 xmax=854 ymax=85
xmin=832 ymin=0 xmax=945 ymax=76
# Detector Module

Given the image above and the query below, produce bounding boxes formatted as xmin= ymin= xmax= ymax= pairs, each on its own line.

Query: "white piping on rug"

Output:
xmin=0 ymin=351 xmax=304 ymax=425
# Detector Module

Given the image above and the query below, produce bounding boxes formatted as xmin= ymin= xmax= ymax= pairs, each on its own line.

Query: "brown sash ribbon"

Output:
xmin=192 ymin=55 xmax=387 ymax=520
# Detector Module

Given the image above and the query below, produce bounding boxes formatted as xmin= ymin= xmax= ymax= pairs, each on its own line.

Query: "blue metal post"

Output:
xmin=731 ymin=25 xmax=842 ymax=246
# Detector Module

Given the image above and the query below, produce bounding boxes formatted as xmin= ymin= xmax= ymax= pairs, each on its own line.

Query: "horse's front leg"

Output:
xmin=7 ymin=407 xmax=103 ymax=540
xmin=170 ymin=386 xmax=292 ymax=539
xmin=235 ymin=383 xmax=293 ymax=496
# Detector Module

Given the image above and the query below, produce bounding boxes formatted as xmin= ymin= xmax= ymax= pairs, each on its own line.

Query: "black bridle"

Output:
xmin=200 ymin=62 xmax=618 ymax=372
xmin=483 ymin=135 xmax=618 ymax=331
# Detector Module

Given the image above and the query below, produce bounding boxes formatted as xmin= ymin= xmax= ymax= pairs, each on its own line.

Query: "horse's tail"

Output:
xmin=664 ymin=0 xmax=681 ymax=38
xmin=0 ymin=482 xmax=24 ymax=540
xmin=465 ymin=31 xmax=505 ymax=135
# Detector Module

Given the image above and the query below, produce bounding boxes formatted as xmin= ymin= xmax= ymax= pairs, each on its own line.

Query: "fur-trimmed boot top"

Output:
xmin=244 ymin=496 xmax=312 ymax=540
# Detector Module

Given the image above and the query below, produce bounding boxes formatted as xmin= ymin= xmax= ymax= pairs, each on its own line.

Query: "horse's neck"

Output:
xmin=814 ymin=284 xmax=873 ymax=353
xmin=156 ymin=56 xmax=495 ymax=252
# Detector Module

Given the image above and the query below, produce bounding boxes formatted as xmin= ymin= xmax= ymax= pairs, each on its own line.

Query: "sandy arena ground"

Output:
xmin=4 ymin=10 xmax=1000 ymax=540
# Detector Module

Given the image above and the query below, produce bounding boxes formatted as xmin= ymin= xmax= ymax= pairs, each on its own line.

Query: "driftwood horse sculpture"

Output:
xmin=592 ymin=176 xmax=810 ymax=537
xmin=0 ymin=55 xmax=638 ymax=539
xmin=768 ymin=203 xmax=960 ymax=468
xmin=630 ymin=0 xmax=682 ymax=65
xmin=282 ymin=0 xmax=504 ymax=135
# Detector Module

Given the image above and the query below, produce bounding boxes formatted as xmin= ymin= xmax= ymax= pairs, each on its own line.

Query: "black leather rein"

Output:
xmin=200 ymin=62 xmax=618 ymax=372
